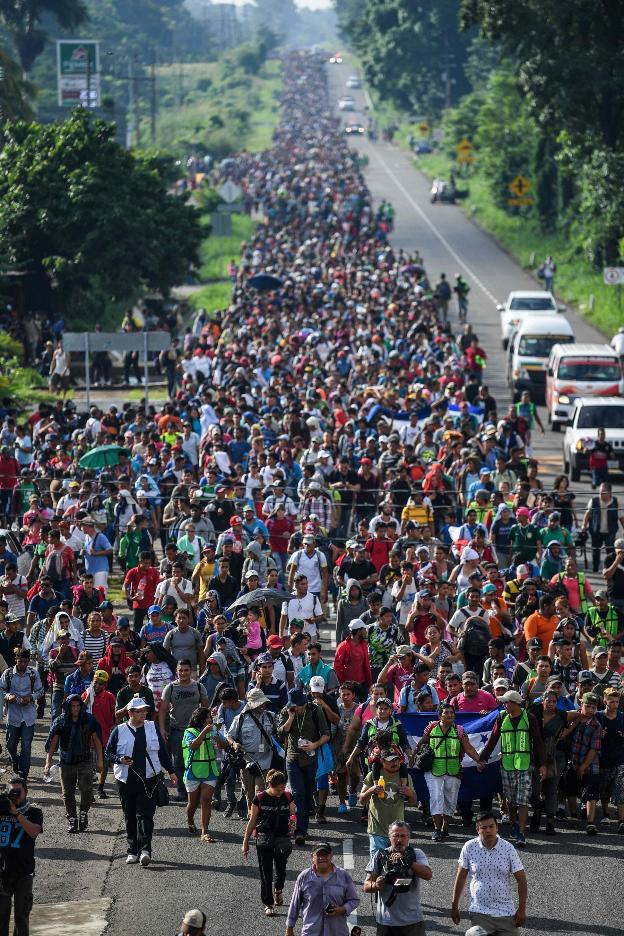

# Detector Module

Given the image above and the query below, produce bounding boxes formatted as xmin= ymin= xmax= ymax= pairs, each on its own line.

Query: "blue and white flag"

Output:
xmin=400 ymin=710 xmax=502 ymax=802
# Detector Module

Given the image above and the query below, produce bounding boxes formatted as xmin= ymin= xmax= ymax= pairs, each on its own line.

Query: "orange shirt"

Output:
xmin=524 ymin=611 xmax=558 ymax=647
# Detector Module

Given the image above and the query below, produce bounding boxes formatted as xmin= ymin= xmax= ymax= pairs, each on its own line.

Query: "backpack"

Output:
xmin=291 ymin=548 xmax=324 ymax=579
xmin=458 ymin=618 xmax=491 ymax=656
xmin=4 ymin=666 xmax=37 ymax=700
xmin=43 ymin=551 xmax=64 ymax=584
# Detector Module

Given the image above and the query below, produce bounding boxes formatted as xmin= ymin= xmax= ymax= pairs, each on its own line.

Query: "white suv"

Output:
xmin=563 ymin=397 xmax=624 ymax=481
xmin=497 ymin=290 xmax=565 ymax=349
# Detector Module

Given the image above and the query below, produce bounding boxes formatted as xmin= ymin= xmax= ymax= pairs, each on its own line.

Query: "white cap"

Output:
xmin=348 ymin=618 xmax=367 ymax=631
xmin=309 ymin=676 xmax=326 ymax=693
xmin=465 ymin=928 xmax=489 ymax=936
xmin=127 ymin=697 xmax=150 ymax=712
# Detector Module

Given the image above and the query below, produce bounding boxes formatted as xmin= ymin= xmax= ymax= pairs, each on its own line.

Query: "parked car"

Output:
xmin=506 ymin=314 xmax=575 ymax=401
xmin=338 ymin=95 xmax=355 ymax=111
xmin=497 ymin=290 xmax=565 ymax=350
xmin=346 ymin=76 xmax=361 ymax=89
xmin=563 ymin=397 xmax=624 ymax=481
xmin=546 ymin=342 xmax=624 ymax=431
xmin=344 ymin=123 xmax=365 ymax=135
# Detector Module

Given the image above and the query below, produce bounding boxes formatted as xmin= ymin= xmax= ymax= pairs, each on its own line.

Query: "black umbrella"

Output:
xmin=227 ymin=587 xmax=289 ymax=612
xmin=248 ymin=272 xmax=283 ymax=292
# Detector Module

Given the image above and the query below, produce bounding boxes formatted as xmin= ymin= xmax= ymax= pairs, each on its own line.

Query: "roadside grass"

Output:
xmin=148 ymin=58 xmax=281 ymax=156
xmin=199 ymin=213 xmax=256 ymax=281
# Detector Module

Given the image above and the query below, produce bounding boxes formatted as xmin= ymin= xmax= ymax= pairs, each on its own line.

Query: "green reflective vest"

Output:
xmin=500 ymin=710 xmax=531 ymax=772
xmin=587 ymin=606 xmax=620 ymax=645
xmin=365 ymin=717 xmax=401 ymax=764
xmin=183 ymin=727 xmax=218 ymax=780
xmin=429 ymin=723 xmax=462 ymax=777
xmin=558 ymin=571 xmax=589 ymax=613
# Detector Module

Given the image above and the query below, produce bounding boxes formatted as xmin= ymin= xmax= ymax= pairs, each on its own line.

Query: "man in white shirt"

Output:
xmin=451 ymin=811 xmax=527 ymax=935
xmin=279 ymin=574 xmax=323 ymax=640
xmin=287 ymin=535 xmax=328 ymax=599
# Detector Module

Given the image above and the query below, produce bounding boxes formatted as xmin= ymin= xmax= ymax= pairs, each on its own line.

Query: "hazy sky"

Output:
xmin=209 ymin=0 xmax=333 ymax=7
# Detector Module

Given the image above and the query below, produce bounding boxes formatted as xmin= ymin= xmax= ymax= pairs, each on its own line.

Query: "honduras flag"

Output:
xmin=399 ymin=710 xmax=502 ymax=803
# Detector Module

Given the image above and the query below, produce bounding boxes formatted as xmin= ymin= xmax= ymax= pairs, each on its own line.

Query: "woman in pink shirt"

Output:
xmin=377 ymin=646 xmax=417 ymax=704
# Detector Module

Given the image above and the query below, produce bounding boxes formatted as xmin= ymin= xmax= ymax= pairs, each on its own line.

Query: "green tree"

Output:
xmin=0 ymin=47 xmax=34 ymax=119
xmin=0 ymin=0 xmax=88 ymax=76
xmin=0 ymin=109 xmax=201 ymax=323
xmin=335 ymin=0 xmax=473 ymax=115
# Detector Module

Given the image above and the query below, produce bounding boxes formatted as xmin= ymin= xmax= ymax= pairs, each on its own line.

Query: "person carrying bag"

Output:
xmin=242 ymin=769 xmax=296 ymax=917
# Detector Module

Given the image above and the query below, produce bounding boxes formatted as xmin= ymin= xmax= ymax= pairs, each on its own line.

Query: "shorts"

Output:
xmin=599 ymin=765 xmax=624 ymax=805
xmin=184 ymin=776 xmax=217 ymax=793
xmin=500 ymin=768 xmax=532 ymax=807
xmin=470 ymin=912 xmax=517 ymax=935
xmin=376 ymin=923 xmax=426 ymax=936
xmin=564 ymin=766 xmax=600 ymax=802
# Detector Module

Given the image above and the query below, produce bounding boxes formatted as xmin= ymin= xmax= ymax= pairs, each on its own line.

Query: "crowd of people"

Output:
xmin=0 ymin=49 xmax=622 ymax=936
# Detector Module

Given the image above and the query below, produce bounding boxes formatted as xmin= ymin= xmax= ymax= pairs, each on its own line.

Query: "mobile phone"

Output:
xmin=325 ymin=904 xmax=335 ymax=915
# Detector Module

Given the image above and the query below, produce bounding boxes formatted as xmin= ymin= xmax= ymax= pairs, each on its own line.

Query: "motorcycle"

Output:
xmin=430 ymin=179 xmax=469 ymax=204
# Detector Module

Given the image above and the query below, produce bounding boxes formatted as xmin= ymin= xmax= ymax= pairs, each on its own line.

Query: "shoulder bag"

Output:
xmin=128 ymin=727 xmax=170 ymax=807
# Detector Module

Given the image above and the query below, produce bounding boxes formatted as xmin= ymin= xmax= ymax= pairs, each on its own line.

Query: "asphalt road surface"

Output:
xmin=23 ymin=66 xmax=624 ymax=936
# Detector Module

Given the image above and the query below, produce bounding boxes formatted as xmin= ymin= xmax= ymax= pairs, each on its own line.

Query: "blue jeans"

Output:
xmin=51 ymin=688 xmax=65 ymax=721
xmin=369 ymin=833 xmax=389 ymax=857
xmin=287 ymin=758 xmax=317 ymax=836
xmin=6 ymin=723 xmax=35 ymax=777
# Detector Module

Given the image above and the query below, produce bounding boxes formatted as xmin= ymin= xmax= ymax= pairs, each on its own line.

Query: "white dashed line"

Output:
xmin=373 ymin=147 xmax=501 ymax=307
xmin=342 ymin=836 xmax=355 ymax=870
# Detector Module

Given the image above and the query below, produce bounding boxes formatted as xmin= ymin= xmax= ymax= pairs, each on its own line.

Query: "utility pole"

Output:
xmin=126 ymin=58 xmax=134 ymax=148
xmin=86 ymin=50 xmax=91 ymax=108
xmin=150 ymin=47 xmax=157 ymax=144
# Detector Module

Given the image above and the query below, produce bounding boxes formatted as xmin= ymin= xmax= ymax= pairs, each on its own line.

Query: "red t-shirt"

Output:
xmin=123 ymin=566 xmax=161 ymax=609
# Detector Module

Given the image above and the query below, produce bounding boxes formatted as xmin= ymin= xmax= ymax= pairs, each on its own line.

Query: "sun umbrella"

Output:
xmin=248 ymin=273 xmax=284 ymax=292
xmin=79 ymin=445 xmax=131 ymax=469
xmin=227 ymin=587 xmax=289 ymax=612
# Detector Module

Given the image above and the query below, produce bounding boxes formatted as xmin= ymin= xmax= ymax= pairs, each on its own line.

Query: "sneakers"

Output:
xmin=348 ymin=793 xmax=358 ymax=808
xmin=98 ymin=786 xmax=108 ymax=800
xmin=556 ymin=806 xmax=567 ymax=821
xmin=237 ymin=803 xmax=248 ymax=820
xmin=515 ymin=832 xmax=527 ymax=848
xmin=212 ymin=798 xmax=223 ymax=811
xmin=295 ymin=834 xmax=306 ymax=846
xmin=431 ymin=829 xmax=443 ymax=842
xmin=126 ymin=854 xmax=139 ymax=865
xmin=79 ymin=811 xmax=88 ymax=832
xmin=139 ymin=850 xmax=151 ymax=866
xmin=586 ymin=823 xmax=598 ymax=836
xmin=224 ymin=804 xmax=236 ymax=819
xmin=67 ymin=818 xmax=79 ymax=834
xmin=544 ymin=821 xmax=557 ymax=836
xmin=509 ymin=822 xmax=520 ymax=841
xmin=316 ymin=807 xmax=327 ymax=824
xmin=338 ymin=803 xmax=349 ymax=814
xmin=440 ymin=827 xmax=450 ymax=839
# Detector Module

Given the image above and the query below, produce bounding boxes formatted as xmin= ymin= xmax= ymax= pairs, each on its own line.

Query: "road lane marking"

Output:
xmin=373 ymin=146 xmax=501 ymax=307
xmin=342 ymin=836 xmax=355 ymax=869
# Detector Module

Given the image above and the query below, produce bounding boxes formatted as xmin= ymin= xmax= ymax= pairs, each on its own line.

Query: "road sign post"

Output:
xmin=507 ymin=175 xmax=534 ymax=207
xmin=456 ymin=138 xmax=474 ymax=166
xmin=603 ymin=267 xmax=624 ymax=285
xmin=218 ymin=180 xmax=242 ymax=204
xmin=57 ymin=40 xmax=100 ymax=108
xmin=63 ymin=331 xmax=171 ymax=409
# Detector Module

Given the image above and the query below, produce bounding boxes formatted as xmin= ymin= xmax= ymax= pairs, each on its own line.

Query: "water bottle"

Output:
xmin=43 ymin=764 xmax=60 ymax=784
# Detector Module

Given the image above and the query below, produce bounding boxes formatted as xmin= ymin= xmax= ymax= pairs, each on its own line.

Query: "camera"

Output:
xmin=0 ymin=792 xmax=18 ymax=815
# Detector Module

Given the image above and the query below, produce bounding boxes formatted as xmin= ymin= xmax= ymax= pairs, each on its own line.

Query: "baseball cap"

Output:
xmin=311 ymin=842 xmax=333 ymax=855
xmin=493 ymin=677 xmax=510 ymax=689
xmin=182 ymin=909 xmax=207 ymax=930
xmin=481 ymin=583 xmax=498 ymax=595
xmin=501 ymin=690 xmax=523 ymax=704
xmin=516 ymin=563 xmax=530 ymax=578
xmin=462 ymin=671 xmax=478 ymax=683
xmin=396 ymin=645 xmax=414 ymax=657
xmin=267 ymin=634 xmax=284 ymax=648
xmin=582 ymin=692 xmax=600 ymax=706
xmin=380 ymin=749 xmax=400 ymax=761
xmin=302 ymin=534 xmax=315 ymax=544
xmin=309 ymin=676 xmax=326 ymax=693
xmin=349 ymin=618 xmax=367 ymax=631
xmin=516 ymin=506 xmax=531 ymax=519
xmin=230 ymin=515 xmax=242 ymax=525
xmin=578 ymin=670 xmax=594 ymax=683
xmin=594 ymin=589 xmax=608 ymax=600
xmin=244 ymin=569 xmax=260 ymax=580
xmin=592 ymin=646 xmax=608 ymax=658
xmin=127 ymin=697 xmax=150 ymax=712
xmin=546 ymin=676 xmax=563 ymax=687
xmin=526 ymin=637 xmax=543 ymax=650
xmin=614 ymin=537 xmax=624 ymax=550
xmin=148 ymin=604 xmax=162 ymax=615
xmin=93 ymin=669 xmax=109 ymax=682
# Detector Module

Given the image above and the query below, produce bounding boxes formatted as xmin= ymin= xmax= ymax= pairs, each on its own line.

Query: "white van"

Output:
xmin=507 ymin=314 xmax=575 ymax=401
xmin=546 ymin=343 xmax=624 ymax=431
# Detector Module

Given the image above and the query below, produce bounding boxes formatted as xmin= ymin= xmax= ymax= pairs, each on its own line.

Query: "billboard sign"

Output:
xmin=57 ymin=40 xmax=100 ymax=107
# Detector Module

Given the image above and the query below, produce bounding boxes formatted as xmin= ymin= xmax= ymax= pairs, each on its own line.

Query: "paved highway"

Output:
xmin=23 ymin=64 xmax=623 ymax=936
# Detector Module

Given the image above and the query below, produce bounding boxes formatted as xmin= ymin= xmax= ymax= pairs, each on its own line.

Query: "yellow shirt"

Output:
xmin=193 ymin=558 xmax=216 ymax=603
xmin=401 ymin=503 xmax=432 ymax=526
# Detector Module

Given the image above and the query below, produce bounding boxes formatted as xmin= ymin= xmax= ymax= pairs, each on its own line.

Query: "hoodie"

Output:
xmin=335 ymin=578 xmax=367 ymax=644
xmin=199 ymin=650 xmax=234 ymax=706
xmin=46 ymin=694 xmax=101 ymax=764
xmin=241 ymin=539 xmax=276 ymax=585
xmin=97 ymin=643 xmax=135 ymax=696
xmin=539 ymin=543 xmax=564 ymax=579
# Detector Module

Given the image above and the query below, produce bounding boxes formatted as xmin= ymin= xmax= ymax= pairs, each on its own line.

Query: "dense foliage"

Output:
xmin=0 ymin=109 xmax=201 ymax=323
xmin=337 ymin=0 xmax=624 ymax=265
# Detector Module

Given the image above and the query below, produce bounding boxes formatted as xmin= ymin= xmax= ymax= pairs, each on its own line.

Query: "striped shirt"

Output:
xmin=83 ymin=631 xmax=108 ymax=660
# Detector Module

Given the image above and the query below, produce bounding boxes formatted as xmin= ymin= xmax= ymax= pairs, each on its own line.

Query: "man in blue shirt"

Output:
xmin=81 ymin=519 xmax=113 ymax=590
